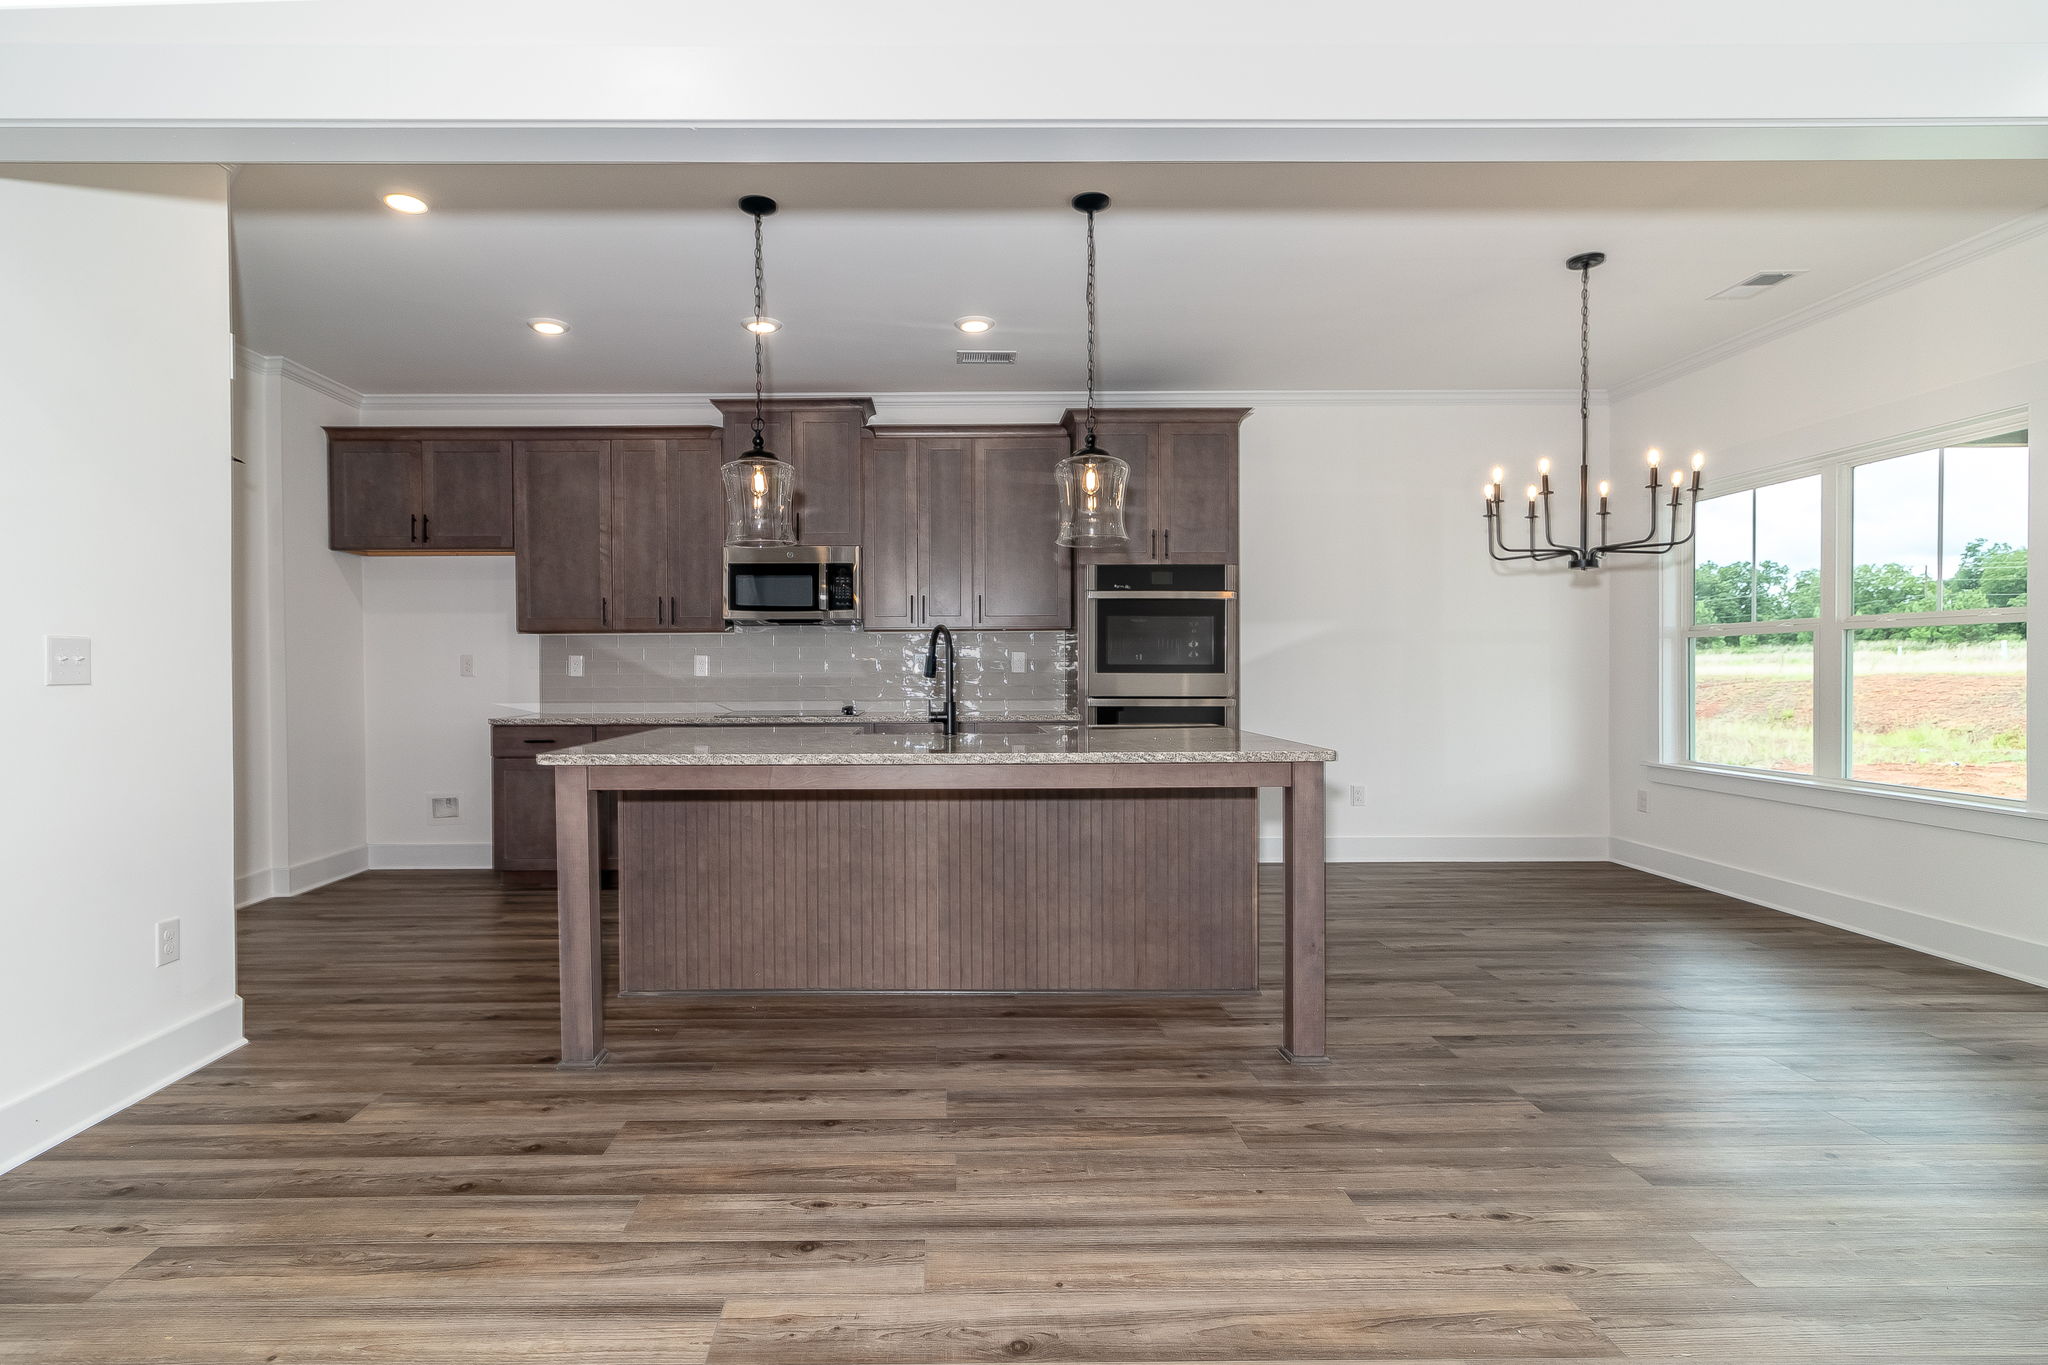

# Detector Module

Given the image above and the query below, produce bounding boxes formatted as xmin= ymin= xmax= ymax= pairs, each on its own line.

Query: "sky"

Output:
xmin=1696 ymin=440 xmax=2029 ymax=584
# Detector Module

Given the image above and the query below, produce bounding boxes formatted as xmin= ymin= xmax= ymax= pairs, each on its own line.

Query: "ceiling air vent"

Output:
xmin=955 ymin=350 xmax=1017 ymax=365
xmin=1709 ymin=270 xmax=1807 ymax=301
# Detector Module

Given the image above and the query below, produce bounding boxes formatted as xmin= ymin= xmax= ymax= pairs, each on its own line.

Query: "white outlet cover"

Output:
xmin=45 ymin=636 xmax=91 ymax=685
xmin=155 ymin=917 xmax=181 ymax=967
xmin=567 ymin=654 xmax=585 ymax=677
xmin=459 ymin=654 xmax=475 ymax=677
xmin=1349 ymin=785 xmax=1367 ymax=807
xmin=1010 ymin=651 xmax=1028 ymax=673
xmin=431 ymin=796 xmax=460 ymax=819
xmin=693 ymin=655 xmax=710 ymax=677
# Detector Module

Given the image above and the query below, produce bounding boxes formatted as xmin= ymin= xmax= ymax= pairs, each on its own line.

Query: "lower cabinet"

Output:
xmin=491 ymin=725 xmax=649 ymax=883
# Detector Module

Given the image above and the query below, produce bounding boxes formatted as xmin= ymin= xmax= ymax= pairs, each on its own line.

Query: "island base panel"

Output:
xmin=616 ymin=788 xmax=1259 ymax=992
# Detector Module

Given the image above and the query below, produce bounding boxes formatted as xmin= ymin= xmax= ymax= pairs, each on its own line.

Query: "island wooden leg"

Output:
xmin=1281 ymin=762 xmax=1328 ymax=1063
xmin=555 ymin=766 xmax=607 ymax=1068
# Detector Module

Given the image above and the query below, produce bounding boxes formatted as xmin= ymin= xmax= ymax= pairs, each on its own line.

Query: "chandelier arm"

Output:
xmin=1600 ymin=491 xmax=1700 ymax=555
xmin=1596 ymin=482 xmax=1672 ymax=551
xmin=1536 ymin=489 xmax=1579 ymax=554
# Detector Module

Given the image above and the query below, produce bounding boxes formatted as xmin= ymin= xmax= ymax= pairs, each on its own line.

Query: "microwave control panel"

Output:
xmin=824 ymin=563 xmax=858 ymax=613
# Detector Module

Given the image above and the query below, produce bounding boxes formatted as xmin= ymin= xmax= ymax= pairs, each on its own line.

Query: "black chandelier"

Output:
xmin=1485 ymin=252 xmax=1704 ymax=570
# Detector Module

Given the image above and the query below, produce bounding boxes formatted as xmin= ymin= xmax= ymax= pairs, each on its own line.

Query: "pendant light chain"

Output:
xmin=1084 ymin=205 xmax=1098 ymax=447
xmin=752 ymin=208 xmax=767 ymax=453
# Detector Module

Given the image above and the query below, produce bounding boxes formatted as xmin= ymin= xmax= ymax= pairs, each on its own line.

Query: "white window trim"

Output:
xmin=1662 ymin=405 xmax=2039 ymax=825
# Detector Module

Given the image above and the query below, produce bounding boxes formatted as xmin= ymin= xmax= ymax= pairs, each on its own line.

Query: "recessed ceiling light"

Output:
xmin=955 ymin=315 xmax=996 ymax=334
xmin=382 ymin=193 xmax=429 ymax=214
xmin=526 ymin=318 xmax=570 ymax=336
xmin=743 ymin=316 xmax=782 ymax=335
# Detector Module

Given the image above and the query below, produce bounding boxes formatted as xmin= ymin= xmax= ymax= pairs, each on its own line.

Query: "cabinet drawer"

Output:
xmin=490 ymin=726 xmax=596 ymax=757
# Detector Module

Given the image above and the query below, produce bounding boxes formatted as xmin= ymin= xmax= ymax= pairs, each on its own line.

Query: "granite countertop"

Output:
xmin=537 ymin=724 xmax=1335 ymax=766
xmin=490 ymin=704 xmax=1080 ymax=726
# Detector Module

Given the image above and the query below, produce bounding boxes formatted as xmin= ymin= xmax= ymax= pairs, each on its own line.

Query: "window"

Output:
xmin=1683 ymin=425 xmax=2030 ymax=803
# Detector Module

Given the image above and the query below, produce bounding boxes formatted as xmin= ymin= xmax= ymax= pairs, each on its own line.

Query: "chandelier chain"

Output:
xmin=752 ymin=208 xmax=766 ymax=451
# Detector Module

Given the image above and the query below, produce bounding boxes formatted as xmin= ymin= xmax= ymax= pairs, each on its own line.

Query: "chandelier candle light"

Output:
xmin=722 ymin=195 xmax=798 ymax=547
xmin=1056 ymin=191 xmax=1131 ymax=548
xmin=1484 ymin=251 xmax=1704 ymax=570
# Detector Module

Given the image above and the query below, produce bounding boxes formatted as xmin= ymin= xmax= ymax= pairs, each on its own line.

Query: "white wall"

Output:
xmin=1608 ymin=226 xmax=2048 ymax=983
xmin=234 ymin=358 xmax=367 ymax=902
xmin=0 ymin=166 xmax=241 ymax=1170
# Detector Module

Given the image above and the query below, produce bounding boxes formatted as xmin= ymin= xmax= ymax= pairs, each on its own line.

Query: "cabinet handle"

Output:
xmin=908 ymin=592 xmax=915 ymax=624
xmin=976 ymin=594 xmax=983 ymax=624
xmin=1150 ymin=529 xmax=1157 ymax=558
xmin=670 ymin=596 xmax=677 ymax=624
xmin=920 ymin=594 xmax=926 ymax=624
xmin=602 ymin=596 xmax=609 ymax=625
xmin=522 ymin=738 xmax=556 ymax=745
xmin=422 ymin=515 xmax=430 ymax=543
xmin=656 ymin=597 xmax=664 ymax=625
xmin=411 ymin=513 xmax=419 ymax=543
xmin=1163 ymin=528 xmax=1170 ymax=558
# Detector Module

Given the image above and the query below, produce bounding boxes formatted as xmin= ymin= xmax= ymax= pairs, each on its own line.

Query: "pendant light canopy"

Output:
xmin=723 ymin=195 xmax=798 ymax=547
xmin=1057 ymin=192 xmax=1130 ymax=548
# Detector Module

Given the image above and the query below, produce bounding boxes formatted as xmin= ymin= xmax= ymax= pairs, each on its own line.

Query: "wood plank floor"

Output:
xmin=6 ymin=863 xmax=2048 ymax=1363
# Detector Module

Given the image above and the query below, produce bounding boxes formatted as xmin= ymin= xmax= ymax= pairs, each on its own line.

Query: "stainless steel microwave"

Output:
xmin=724 ymin=546 xmax=861 ymax=624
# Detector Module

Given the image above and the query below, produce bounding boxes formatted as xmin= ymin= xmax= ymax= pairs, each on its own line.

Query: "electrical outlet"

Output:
xmin=431 ymin=796 xmax=460 ymax=820
xmin=155 ymin=917 xmax=181 ymax=967
xmin=1636 ymin=788 xmax=1650 ymax=813
xmin=567 ymin=654 xmax=585 ymax=677
xmin=693 ymin=654 xmax=710 ymax=677
xmin=1010 ymin=651 xmax=1028 ymax=673
xmin=459 ymin=654 xmax=475 ymax=677
xmin=1349 ymin=784 xmax=1367 ymax=807
xmin=45 ymin=636 xmax=92 ymax=686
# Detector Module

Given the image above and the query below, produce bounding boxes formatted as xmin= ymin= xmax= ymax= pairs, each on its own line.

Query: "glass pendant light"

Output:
xmin=1057 ymin=191 xmax=1130 ymax=548
xmin=723 ymin=195 xmax=798 ymax=547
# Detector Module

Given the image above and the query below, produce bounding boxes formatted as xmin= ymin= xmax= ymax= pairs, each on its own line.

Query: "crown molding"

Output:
xmin=1609 ymin=204 xmax=2048 ymax=401
xmin=355 ymin=388 xmax=1590 ymax=416
xmin=235 ymin=348 xmax=364 ymax=408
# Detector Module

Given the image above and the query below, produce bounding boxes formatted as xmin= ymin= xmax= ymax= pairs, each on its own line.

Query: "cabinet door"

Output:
xmin=788 ymin=408 xmax=865 ymax=546
xmin=1157 ymin=424 xmax=1238 ymax=562
xmin=664 ymin=435 xmax=726 ymax=631
xmin=860 ymin=437 xmax=920 ymax=630
xmin=514 ymin=440 xmax=611 ymax=633
xmin=972 ymin=435 xmax=1072 ymax=629
xmin=608 ymin=439 xmax=671 ymax=631
xmin=329 ymin=440 xmax=422 ymax=551
xmin=919 ymin=440 xmax=975 ymax=629
xmin=420 ymin=440 xmax=514 ymax=549
xmin=1073 ymin=425 xmax=1158 ymax=564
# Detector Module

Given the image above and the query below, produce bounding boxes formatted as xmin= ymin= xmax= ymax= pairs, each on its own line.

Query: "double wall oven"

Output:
xmin=1083 ymin=563 xmax=1238 ymax=727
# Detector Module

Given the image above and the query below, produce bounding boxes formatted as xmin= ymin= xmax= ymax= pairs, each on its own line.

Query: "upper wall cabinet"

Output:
xmin=328 ymin=432 xmax=515 ymax=553
xmin=863 ymin=426 xmax=1072 ymax=631
xmin=1059 ymin=409 xmax=1248 ymax=564
xmin=711 ymin=398 xmax=872 ymax=547
xmin=513 ymin=431 xmax=725 ymax=634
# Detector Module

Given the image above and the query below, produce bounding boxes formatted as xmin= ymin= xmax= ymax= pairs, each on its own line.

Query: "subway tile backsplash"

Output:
xmin=539 ymin=627 xmax=1076 ymax=715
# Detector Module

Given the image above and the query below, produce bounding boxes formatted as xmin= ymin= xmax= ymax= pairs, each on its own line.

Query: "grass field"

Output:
xmin=1693 ymin=641 xmax=2026 ymax=798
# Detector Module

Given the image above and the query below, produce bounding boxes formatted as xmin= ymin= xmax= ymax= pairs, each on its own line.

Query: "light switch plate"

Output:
xmin=46 ymin=636 xmax=92 ymax=685
xmin=693 ymin=655 xmax=710 ymax=677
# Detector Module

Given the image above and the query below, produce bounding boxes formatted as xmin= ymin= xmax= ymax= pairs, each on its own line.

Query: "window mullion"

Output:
xmin=1813 ymin=463 xmax=1850 ymax=780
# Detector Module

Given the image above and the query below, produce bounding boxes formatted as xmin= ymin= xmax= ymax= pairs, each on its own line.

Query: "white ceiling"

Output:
xmin=230 ymin=161 xmax=2048 ymax=396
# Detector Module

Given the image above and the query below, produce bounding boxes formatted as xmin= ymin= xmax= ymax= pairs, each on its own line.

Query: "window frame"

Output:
xmin=1665 ymin=406 xmax=2037 ymax=819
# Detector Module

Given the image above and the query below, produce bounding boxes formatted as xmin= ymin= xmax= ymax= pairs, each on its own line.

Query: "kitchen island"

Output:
xmin=540 ymin=724 xmax=1334 ymax=1066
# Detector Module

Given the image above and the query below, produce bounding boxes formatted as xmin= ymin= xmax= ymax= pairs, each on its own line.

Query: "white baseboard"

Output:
xmin=1259 ymin=834 xmax=1613 ymax=864
xmin=1611 ymin=838 xmax=2048 ymax=990
xmin=234 ymin=866 xmax=284 ymax=908
xmin=0 ymin=998 xmax=245 ymax=1174
xmin=238 ymin=845 xmax=372 ymax=907
xmin=369 ymin=842 xmax=493 ymax=870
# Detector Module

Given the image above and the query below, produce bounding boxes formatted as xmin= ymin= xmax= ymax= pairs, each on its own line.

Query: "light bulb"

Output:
xmin=743 ymin=316 xmax=781 ymax=334
xmin=1483 ymin=483 xmax=1496 ymax=500
xmin=1692 ymin=451 xmax=1705 ymax=470
xmin=954 ymin=316 xmax=996 ymax=334
xmin=1525 ymin=484 xmax=1539 ymax=502
xmin=526 ymin=318 xmax=569 ymax=336
xmin=1082 ymin=465 xmax=1100 ymax=494
xmin=1646 ymin=448 xmax=1662 ymax=466
xmin=382 ymin=193 xmax=429 ymax=214
xmin=1491 ymin=466 xmax=1505 ymax=484
xmin=1538 ymin=457 xmax=1552 ymax=475
xmin=751 ymin=467 xmax=767 ymax=495
xmin=1672 ymin=468 xmax=1687 ymax=488
xmin=1598 ymin=480 xmax=1611 ymax=498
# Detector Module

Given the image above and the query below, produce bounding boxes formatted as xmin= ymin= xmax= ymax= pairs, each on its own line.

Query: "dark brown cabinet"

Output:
xmin=864 ymin=426 xmax=1070 ymax=631
xmin=1060 ymin=409 xmax=1247 ymax=564
xmin=511 ymin=431 xmax=725 ymax=634
xmin=712 ymin=398 xmax=872 ymax=547
xmin=492 ymin=724 xmax=650 ymax=883
xmin=328 ymin=433 xmax=514 ymax=553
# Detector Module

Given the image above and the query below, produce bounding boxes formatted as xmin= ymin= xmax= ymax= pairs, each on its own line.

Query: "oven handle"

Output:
xmin=1085 ymin=590 xmax=1236 ymax=601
